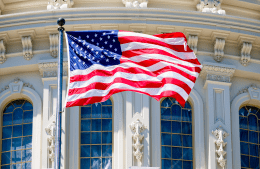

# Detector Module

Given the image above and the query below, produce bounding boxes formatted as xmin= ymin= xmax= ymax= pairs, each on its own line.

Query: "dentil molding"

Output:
xmin=129 ymin=119 xmax=146 ymax=166
xmin=197 ymin=0 xmax=225 ymax=15
xmin=38 ymin=62 xmax=68 ymax=78
xmin=200 ymin=64 xmax=235 ymax=83
xmin=212 ymin=126 xmax=229 ymax=169
xmin=122 ymin=0 xmax=148 ymax=8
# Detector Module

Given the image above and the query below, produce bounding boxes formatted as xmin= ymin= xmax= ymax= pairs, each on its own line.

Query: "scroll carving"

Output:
xmin=49 ymin=34 xmax=59 ymax=58
xmin=21 ymin=36 xmax=33 ymax=60
xmin=212 ymin=126 xmax=229 ymax=169
xmin=129 ymin=119 xmax=146 ymax=165
xmin=0 ymin=39 xmax=6 ymax=64
xmin=45 ymin=121 xmax=56 ymax=163
xmin=240 ymin=42 xmax=252 ymax=67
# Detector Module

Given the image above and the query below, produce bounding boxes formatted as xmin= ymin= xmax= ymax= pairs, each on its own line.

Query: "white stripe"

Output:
xmin=125 ymin=54 xmax=201 ymax=68
xmin=69 ymin=71 xmax=194 ymax=89
xmin=121 ymin=42 xmax=196 ymax=60
xmin=118 ymin=31 xmax=186 ymax=45
xmin=67 ymin=83 xmax=188 ymax=102
xmin=70 ymin=61 xmax=199 ymax=78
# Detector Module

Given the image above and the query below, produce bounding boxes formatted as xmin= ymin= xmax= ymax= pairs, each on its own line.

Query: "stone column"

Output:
xmin=200 ymin=62 xmax=235 ymax=169
xmin=38 ymin=61 xmax=68 ymax=169
xmin=125 ymin=92 xmax=150 ymax=168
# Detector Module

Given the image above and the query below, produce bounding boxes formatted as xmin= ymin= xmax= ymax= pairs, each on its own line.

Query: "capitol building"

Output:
xmin=0 ymin=0 xmax=260 ymax=169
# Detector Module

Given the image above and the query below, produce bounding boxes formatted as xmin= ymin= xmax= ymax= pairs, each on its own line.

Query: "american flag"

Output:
xmin=65 ymin=30 xmax=202 ymax=107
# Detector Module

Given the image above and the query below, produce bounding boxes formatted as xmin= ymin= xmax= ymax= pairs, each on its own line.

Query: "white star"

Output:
xmin=89 ymin=54 xmax=91 ymax=57
xmin=74 ymin=63 xmax=76 ymax=66
xmin=80 ymin=48 xmax=83 ymax=50
xmin=97 ymin=60 xmax=100 ymax=63
xmin=101 ymin=55 xmax=104 ymax=58
xmin=84 ymin=56 xmax=87 ymax=59
xmin=78 ymin=59 xmax=81 ymax=62
xmin=114 ymin=55 xmax=117 ymax=57
xmin=97 ymin=43 xmax=99 ymax=46
xmin=114 ymin=57 xmax=116 ymax=60
xmin=73 ymin=56 xmax=76 ymax=59
xmin=80 ymin=54 xmax=83 ymax=56
xmin=78 ymin=40 xmax=81 ymax=42
xmin=88 ymin=58 xmax=91 ymax=61
xmin=85 ymin=51 xmax=87 ymax=53
xmin=92 ymin=57 xmax=95 ymax=60
xmin=113 ymin=39 xmax=115 ymax=42
xmin=104 ymin=52 xmax=107 ymax=55
xmin=91 ymin=48 xmax=94 ymax=51
xmin=110 ymin=45 xmax=112 ymax=48
xmin=112 ymin=31 xmax=114 ymax=33
xmin=91 ymin=39 xmax=94 ymax=42
xmin=106 ymin=59 xmax=109 ymax=62
xmin=103 ymin=32 xmax=106 ymax=35
xmin=102 ymin=46 xmax=104 ymax=49
xmin=95 ymin=34 xmax=97 ymax=37
xmin=96 ymin=51 xmax=98 ymax=55
xmin=76 ymin=45 xmax=79 ymax=47
xmin=105 ymin=41 xmax=108 ymax=44
xmin=87 ymin=45 xmax=90 ymax=48
xmin=72 ymin=42 xmax=74 ymax=44
xmin=87 ymin=35 xmax=89 ymax=38
xmin=114 ymin=48 xmax=117 ymax=51
xmin=83 ymin=41 xmax=86 ymax=45
xmin=108 ymin=35 xmax=110 ymax=39
xmin=100 ymin=37 xmax=103 ymax=41
xmin=83 ymin=62 xmax=85 ymax=65
xmin=72 ymin=49 xmax=74 ymax=51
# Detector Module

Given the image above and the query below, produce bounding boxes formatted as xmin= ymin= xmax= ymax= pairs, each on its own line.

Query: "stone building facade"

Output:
xmin=0 ymin=0 xmax=260 ymax=169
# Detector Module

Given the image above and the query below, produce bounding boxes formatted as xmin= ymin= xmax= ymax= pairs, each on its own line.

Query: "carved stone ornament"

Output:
xmin=45 ymin=121 xmax=56 ymax=162
xmin=49 ymin=34 xmax=59 ymax=58
xmin=187 ymin=35 xmax=198 ymax=54
xmin=200 ymin=64 xmax=235 ymax=83
xmin=21 ymin=36 xmax=33 ymax=60
xmin=240 ymin=42 xmax=252 ymax=67
xmin=129 ymin=119 xmax=146 ymax=165
xmin=214 ymin=38 xmax=225 ymax=62
xmin=212 ymin=126 xmax=229 ymax=169
xmin=47 ymin=0 xmax=74 ymax=10
xmin=0 ymin=39 xmax=6 ymax=64
xmin=0 ymin=78 xmax=35 ymax=94
xmin=197 ymin=0 xmax=225 ymax=15
xmin=38 ymin=62 xmax=68 ymax=78
xmin=122 ymin=0 xmax=148 ymax=8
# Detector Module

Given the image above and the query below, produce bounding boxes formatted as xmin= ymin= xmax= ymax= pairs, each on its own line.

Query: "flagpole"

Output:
xmin=55 ymin=18 xmax=65 ymax=169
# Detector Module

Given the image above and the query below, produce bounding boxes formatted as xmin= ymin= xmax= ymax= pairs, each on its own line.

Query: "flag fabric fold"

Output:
xmin=65 ymin=30 xmax=202 ymax=107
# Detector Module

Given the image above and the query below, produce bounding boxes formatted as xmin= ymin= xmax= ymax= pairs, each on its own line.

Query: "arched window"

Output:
xmin=161 ymin=98 xmax=193 ymax=169
xmin=1 ymin=100 xmax=33 ymax=169
xmin=239 ymin=106 xmax=260 ymax=168
xmin=80 ymin=99 xmax=113 ymax=169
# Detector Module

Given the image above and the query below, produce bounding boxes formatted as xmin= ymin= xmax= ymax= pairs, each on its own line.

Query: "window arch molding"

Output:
xmin=231 ymin=87 xmax=260 ymax=169
xmin=0 ymin=83 xmax=42 ymax=169
xmin=151 ymin=88 xmax=205 ymax=169
xmin=68 ymin=92 xmax=124 ymax=169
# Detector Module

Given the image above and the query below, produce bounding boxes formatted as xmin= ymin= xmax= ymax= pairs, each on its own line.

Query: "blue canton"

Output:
xmin=66 ymin=30 xmax=122 ymax=71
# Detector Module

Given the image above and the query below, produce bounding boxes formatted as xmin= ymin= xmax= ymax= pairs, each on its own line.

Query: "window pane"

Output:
xmin=239 ymin=106 xmax=260 ymax=169
xmin=80 ymin=99 xmax=112 ymax=169
xmin=1 ymin=100 xmax=33 ymax=167
xmin=161 ymin=99 xmax=193 ymax=169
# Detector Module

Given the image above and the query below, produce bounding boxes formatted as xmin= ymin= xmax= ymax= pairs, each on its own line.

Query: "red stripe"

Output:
xmin=118 ymin=36 xmax=192 ymax=52
xmin=70 ymin=66 xmax=197 ymax=83
xmin=120 ymin=58 xmax=201 ymax=73
xmin=122 ymin=48 xmax=201 ymax=65
xmin=68 ymin=77 xmax=191 ymax=96
xmin=153 ymin=32 xmax=188 ymax=41
xmin=66 ymin=88 xmax=186 ymax=108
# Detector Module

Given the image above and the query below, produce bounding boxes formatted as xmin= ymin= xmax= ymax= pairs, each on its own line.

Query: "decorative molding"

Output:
xmin=214 ymin=38 xmax=225 ymax=62
xmin=45 ymin=121 xmax=56 ymax=163
xmin=240 ymin=42 xmax=252 ymax=67
xmin=212 ymin=126 xmax=229 ymax=169
xmin=47 ymin=0 xmax=74 ymax=10
xmin=156 ymin=27 xmax=174 ymax=34
xmin=188 ymin=35 xmax=198 ymax=54
xmin=21 ymin=36 xmax=33 ymax=60
xmin=49 ymin=34 xmax=59 ymax=58
xmin=38 ymin=62 xmax=68 ymax=78
xmin=122 ymin=0 xmax=148 ymax=8
xmin=0 ymin=39 xmax=6 ymax=64
xmin=129 ymin=119 xmax=146 ymax=166
xmin=197 ymin=0 xmax=225 ymax=15
xmin=0 ymin=78 xmax=35 ymax=94
xmin=200 ymin=64 xmax=235 ymax=83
